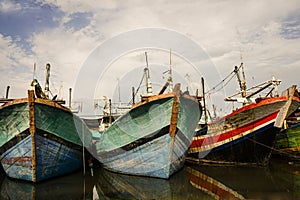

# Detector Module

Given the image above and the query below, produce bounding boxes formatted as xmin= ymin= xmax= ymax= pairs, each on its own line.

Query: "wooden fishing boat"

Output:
xmin=274 ymin=107 xmax=300 ymax=160
xmin=188 ymin=63 xmax=300 ymax=166
xmin=95 ymin=52 xmax=202 ymax=179
xmin=0 ymin=64 xmax=92 ymax=182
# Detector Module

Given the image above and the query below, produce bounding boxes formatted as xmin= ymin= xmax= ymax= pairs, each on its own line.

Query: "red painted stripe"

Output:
xmin=212 ymin=97 xmax=286 ymax=123
xmin=190 ymin=111 xmax=279 ymax=148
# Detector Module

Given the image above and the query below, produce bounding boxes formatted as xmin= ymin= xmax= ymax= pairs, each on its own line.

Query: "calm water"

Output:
xmin=0 ymin=158 xmax=299 ymax=200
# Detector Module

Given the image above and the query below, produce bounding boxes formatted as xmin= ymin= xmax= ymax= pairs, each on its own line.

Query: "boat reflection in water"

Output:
xmin=185 ymin=166 xmax=245 ymax=199
xmin=94 ymin=167 xmax=210 ymax=199
xmin=0 ymin=170 xmax=94 ymax=200
xmin=1 ymin=162 xmax=300 ymax=199
xmin=185 ymin=162 xmax=300 ymax=200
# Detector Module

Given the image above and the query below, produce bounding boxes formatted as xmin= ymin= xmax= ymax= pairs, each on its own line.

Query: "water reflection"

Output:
xmin=186 ymin=160 xmax=300 ymax=200
xmin=0 ymin=170 xmax=94 ymax=200
xmin=94 ymin=167 xmax=210 ymax=199
xmin=0 ymin=160 xmax=299 ymax=199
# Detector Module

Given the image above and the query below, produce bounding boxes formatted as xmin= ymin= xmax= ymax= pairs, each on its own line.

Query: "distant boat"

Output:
xmin=95 ymin=52 xmax=202 ymax=179
xmin=98 ymin=97 xmax=131 ymax=133
xmin=188 ymin=63 xmax=300 ymax=166
xmin=0 ymin=63 xmax=92 ymax=182
xmin=274 ymin=107 xmax=300 ymax=160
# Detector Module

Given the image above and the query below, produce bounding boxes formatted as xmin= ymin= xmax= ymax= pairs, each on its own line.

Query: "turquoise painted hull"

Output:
xmin=0 ymin=98 xmax=92 ymax=182
xmin=96 ymin=95 xmax=201 ymax=179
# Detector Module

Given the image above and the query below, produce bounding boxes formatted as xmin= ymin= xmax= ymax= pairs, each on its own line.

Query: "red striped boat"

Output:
xmin=188 ymin=63 xmax=300 ymax=165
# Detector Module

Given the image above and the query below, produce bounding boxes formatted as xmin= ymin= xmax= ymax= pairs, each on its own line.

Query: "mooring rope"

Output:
xmin=246 ymin=137 xmax=300 ymax=159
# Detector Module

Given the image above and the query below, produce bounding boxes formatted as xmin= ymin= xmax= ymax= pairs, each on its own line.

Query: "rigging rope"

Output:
xmin=205 ymin=64 xmax=243 ymax=95
xmin=128 ymin=72 xmax=145 ymax=105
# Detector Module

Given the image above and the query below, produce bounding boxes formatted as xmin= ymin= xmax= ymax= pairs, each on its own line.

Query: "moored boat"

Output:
xmin=188 ymin=63 xmax=300 ymax=166
xmin=0 ymin=64 xmax=92 ymax=182
xmin=274 ymin=107 xmax=300 ymax=160
xmin=95 ymin=52 xmax=202 ymax=179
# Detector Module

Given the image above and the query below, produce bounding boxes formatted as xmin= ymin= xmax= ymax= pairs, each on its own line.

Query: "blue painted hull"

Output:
xmin=0 ymin=93 xmax=92 ymax=182
xmin=100 ymin=127 xmax=189 ymax=178
xmin=0 ymin=133 xmax=83 ymax=182
xmin=96 ymin=94 xmax=201 ymax=179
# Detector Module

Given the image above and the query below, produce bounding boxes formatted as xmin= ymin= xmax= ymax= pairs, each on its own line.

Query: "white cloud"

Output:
xmin=0 ymin=34 xmax=36 ymax=97
xmin=0 ymin=1 xmax=22 ymax=13
xmin=1 ymin=0 xmax=300 ymax=111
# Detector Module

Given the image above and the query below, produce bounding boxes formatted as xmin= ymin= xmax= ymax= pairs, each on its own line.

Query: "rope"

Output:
xmin=246 ymin=137 xmax=300 ymax=159
xmin=205 ymin=64 xmax=243 ymax=95
xmin=128 ymin=72 xmax=145 ymax=105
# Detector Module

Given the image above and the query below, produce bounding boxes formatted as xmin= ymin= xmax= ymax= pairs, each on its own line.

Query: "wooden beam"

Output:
xmin=28 ymin=90 xmax=37 ymax=182
xmin=169 ymin=83 xmax=180 ymax=138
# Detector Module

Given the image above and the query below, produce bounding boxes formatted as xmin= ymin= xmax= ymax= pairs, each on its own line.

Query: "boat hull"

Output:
xmin=189 ymin=95 xmax=300 ymax=165
xmin=0 ymin=132 xmax=82 ymax=182
xmin=0 ymin=94 xmax=92 ymax=182
xmin=96 ymin=94 xmax=201 ymax=179
xmin=274 ymin=123 xmax=300 ymax=159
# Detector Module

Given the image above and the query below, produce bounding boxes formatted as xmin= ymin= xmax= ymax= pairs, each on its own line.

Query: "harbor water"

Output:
xmin=0 ymin=158 xmax=299 ymax=199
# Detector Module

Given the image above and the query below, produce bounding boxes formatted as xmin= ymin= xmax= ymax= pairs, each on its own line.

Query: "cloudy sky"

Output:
xmin=1 ymin=0 xmax=300 ymax=114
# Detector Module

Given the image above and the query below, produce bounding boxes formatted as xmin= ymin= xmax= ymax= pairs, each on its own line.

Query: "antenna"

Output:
xmin=33 ymin=63 xmax=36 ymax=80
xmin=168 ymin=49 xmax=173 ymax=92
xmin=117 ymin=78 xmax=121 ymax=103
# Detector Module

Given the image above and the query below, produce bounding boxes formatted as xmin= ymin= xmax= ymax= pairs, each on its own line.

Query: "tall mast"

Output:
xmin=144 ymin=52 xmax=153 ymax=95
xmin=234 ymin=64 xmax=247 ymax=98
xmin=44 ymin=63 xmax=50 ymax=99
xmin=168 ymin=49 xmax=173 ymax=92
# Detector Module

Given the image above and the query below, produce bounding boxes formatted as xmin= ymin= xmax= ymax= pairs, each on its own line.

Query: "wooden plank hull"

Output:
xmin=0 ymin=94 xmax=92 ymax=182
xmin=189 ymin=95 xmax=300 ymax=165
xmin=96 ymin=94 xmax=201 ymax=179
xmin=274 ymin=122 xmax=300 ymax=159
xmin=0 ymin=133 xmax=82 ymax=182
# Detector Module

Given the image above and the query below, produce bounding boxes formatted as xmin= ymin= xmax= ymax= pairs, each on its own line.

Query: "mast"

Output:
xmin=233 ymin=63 xmax=247 ymax=98
xmin=44 ymin=63 xmax=51 ymax=99
xmin=201 ymin=77 xmax=208 ymax=124
xmin=69 ymin=88 xmax=72 ymax=109
xmin=5 ymin=86 xmax=10 ymax=99
xmin=144 ymin=52 xmax=153 ymax=95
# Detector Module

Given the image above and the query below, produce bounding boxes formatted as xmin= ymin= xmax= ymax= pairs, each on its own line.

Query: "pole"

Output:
xmin=201 ymin=77 xmax=208 ymax=124
xmin=44 ymin=63 xmax=51 ymax=99
xmin=82 ymin=123 xmax=85 ymax=176
xmin=132 ymin=87 xmax=135 ymax=104
xmin=28 ymin=90 xmax=37 ymax=182
xmin=109 ymin=99 xmax=112 ymax=125
xmin=144 ymin=52 xmax=153 ymax=95
xmin=69 ymin=88 xmax=72 ymax=109
xmin=5 ymin=86 xmax=10 ymax=99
